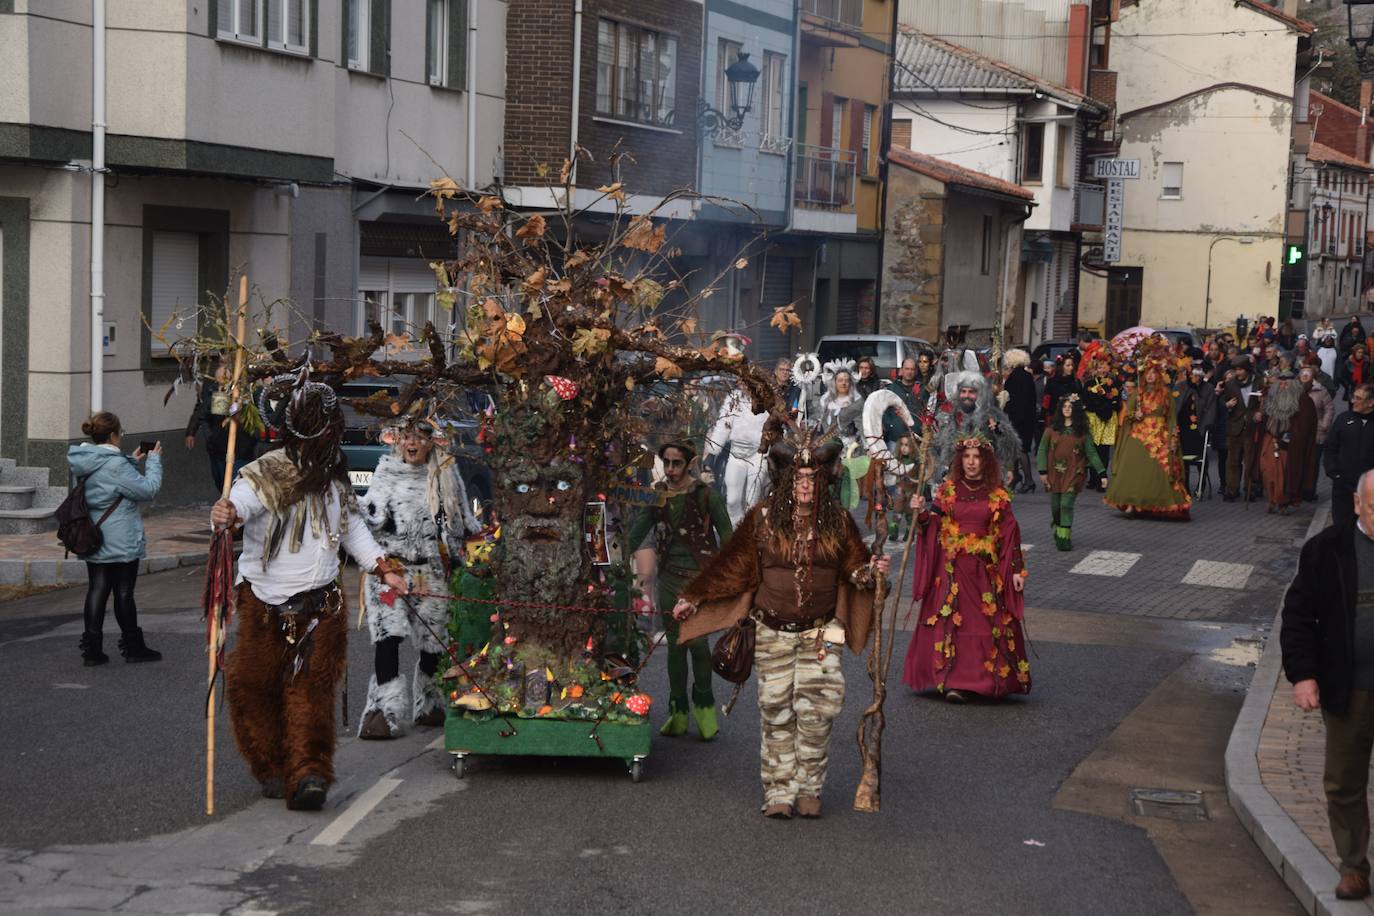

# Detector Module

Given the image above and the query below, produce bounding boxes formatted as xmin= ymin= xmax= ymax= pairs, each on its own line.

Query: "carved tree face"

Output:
xmin=494 ymin=456 xmax=587 ymax=610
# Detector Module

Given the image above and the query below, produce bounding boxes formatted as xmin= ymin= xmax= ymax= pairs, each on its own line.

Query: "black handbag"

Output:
xmin=710 ymin=615 xmax=756 ymax=684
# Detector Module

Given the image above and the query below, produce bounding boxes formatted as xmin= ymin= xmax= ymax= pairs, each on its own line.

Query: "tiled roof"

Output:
xmin=888 ymin=146 xmax=1036 ymax=201
xmin=893 ymin=26 xmax=1105 ymax=113
xmin=1236 ymin=0 xmax=1315 ymax=35
xmin=1308 ymin=141 xmax=1374 ymax=173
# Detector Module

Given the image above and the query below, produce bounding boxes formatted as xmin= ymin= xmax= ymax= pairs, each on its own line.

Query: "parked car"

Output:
xmin=336 ymin=380 xmax=494 ymax=521
xmin=816 ymin=334 xmax=933 ymax=375
xmin=1157 ymin=328 xmax=1198 ymax=352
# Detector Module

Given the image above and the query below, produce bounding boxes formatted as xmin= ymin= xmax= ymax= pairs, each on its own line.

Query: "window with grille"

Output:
xmin=861 ymin=105 xmax=876 ymax=175
xmin=595 ymin=19 xmax=678 ymax=127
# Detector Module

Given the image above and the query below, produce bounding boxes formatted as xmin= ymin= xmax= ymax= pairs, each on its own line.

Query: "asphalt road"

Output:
xmin=0 ymin=478 xmax=1311 ymax=915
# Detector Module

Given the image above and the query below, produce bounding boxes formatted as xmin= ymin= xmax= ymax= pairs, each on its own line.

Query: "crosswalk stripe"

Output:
xmin=1068 ymin=550 xmax=1141 ymax=578
xmin=1181 ymin=559 xmax=1252 ymax=590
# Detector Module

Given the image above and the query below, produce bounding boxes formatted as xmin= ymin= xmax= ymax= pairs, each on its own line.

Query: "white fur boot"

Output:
xmin=413 ymin=661 xmax=446 ymax=727
xmin=358 ymin=675 xmax=409 ymax=739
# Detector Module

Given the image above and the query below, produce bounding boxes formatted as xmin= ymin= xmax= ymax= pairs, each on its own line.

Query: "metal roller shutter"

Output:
xmin=755 ymin=257 xmax=795 ymax=364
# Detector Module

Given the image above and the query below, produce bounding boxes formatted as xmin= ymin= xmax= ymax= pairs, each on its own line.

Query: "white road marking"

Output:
xmin=52 ymin=683 xmax=89 ymax=690
xmin=1068 ymin=550 xmax=1141 ymax=578
xmin=426 ymin=736 xmax=444 ymax=750
xmin=310 ymin=777 xmax=402 ymax=847
xmin=1182 ymin=559 xmax=1252 ymax=590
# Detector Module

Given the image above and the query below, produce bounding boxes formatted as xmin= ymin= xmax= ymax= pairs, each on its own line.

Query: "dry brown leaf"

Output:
xmin=654 ymin=357 xmax=683 ymax=379
xmin=597 ymin=182 xmax=626 ymax=203
xmin=476 ymin=195 xmax=503 ymax=214
xmin=522 ymin=268 xmax=547 ymax=294
xmin=735 ymin=258 xmax=749 ymax=270
xmin=559 ymin=158 xmax=573 ymax=184
xmin=535 ymin=162 xmax=551 ymax=178
xmin=625 ymin=377 xmax=636 ymax=391
xmin=431 ymin=177 xmax=461 ymax=214
xmin=622 ymin=216 xmax=667 ymax=253
xmin=516 ymin=214 xmax=547 ymax=241
xmin=565 ymin=250 xmax=591 ymax=270
xmin=680 ymin=317 xmax=698 ymax=335
xmin=549 ymin=277 xmax=573 ymax=294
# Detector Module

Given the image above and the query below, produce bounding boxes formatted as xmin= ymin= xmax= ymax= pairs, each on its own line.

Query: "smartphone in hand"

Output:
xmin=139 ymin=440 xmax=157 ymax=455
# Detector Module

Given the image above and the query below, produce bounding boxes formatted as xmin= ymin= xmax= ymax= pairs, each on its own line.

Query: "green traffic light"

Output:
xmin=1286 ymin=246 xmax=1304 ymax=266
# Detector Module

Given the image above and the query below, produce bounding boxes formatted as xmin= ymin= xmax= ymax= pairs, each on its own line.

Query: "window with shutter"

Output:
xmin=891 ymin=119 xmax=912 ymax=150
xmin=148 ymin=232 xmax=201 ymax=357
xmin=1161 ymin=162 xmax=1183 ymax=200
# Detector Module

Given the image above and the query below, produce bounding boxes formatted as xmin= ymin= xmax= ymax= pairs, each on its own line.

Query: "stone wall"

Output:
xmin=880 ymin=166 xmax=943 ymax=340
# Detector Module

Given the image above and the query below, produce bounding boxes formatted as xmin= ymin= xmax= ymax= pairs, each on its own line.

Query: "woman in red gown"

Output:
xmin=903 ymin=436 xmax=1030 ymax=702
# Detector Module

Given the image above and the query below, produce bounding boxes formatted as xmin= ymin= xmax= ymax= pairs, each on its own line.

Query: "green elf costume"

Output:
xmin=1037 ymin=394 xmax=1105 ymax=551
xmin=628 ymin=442 xmax=732 ymax=739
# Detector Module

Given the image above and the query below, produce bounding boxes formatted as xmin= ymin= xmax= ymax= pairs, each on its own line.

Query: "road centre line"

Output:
xmin=310 ymin=777 xmax=402 ymax=846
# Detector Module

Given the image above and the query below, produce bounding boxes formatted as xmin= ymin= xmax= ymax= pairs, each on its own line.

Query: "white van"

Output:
xmin=815 ymin=334 xmax=933 ymax=374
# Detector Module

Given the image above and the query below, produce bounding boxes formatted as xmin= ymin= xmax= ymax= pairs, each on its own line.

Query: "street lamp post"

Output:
xmin=1346 ymin=0 xmax=1374 ymax=75
xmin=1204 ymin=236 xmax=1255 ymax=330
xmin=697 ymin=52 xmax=761 ymax=139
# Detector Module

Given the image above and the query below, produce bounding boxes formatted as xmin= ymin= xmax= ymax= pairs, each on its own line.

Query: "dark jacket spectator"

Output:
xmin=1003 ymin=360 xmax=1038 ymax=449
xmin=186 ymin=378 xmax=258 ymax=488
xmin=1326 ymin=391 xmax=1374 ymax=526
xmin=1281 ymin=521 xmax=1361 ymax=715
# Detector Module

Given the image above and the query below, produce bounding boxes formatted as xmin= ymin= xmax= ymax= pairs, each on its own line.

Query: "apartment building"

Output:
xmin=0 ymin=1 xmax=505 ymax=504
xmin=1075 ymin=0 xmax=1308 ymax=334
xmin=889 ymin=25 xmax=1105 ymax=346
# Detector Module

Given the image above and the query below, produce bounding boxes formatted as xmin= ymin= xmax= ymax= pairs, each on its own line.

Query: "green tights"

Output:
xmin=660 ymin=600 xmax=714 ymax=710
xmin=1049 ymin=491 xmax=1078 ymax=529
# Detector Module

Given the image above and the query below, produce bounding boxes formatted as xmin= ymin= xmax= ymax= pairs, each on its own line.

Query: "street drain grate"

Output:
xmin=1130 ymin=788 xmax=1209 ymax=821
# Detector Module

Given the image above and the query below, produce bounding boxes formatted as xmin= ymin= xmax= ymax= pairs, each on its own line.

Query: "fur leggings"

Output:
xmin=225 ymin=584 xmax=347 ymax=798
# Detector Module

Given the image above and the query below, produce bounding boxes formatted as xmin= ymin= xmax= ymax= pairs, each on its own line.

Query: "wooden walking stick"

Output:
xmin=206 ymin=275 xmax=249 ymax=815
xmin=854 ymin=417 xmax=932 ymax=813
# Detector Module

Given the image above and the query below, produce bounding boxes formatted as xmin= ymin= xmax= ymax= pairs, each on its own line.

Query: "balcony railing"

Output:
xmin=800 ymin=0 xmax=863 ymax=29
xmin=794 ymin=144 xmax=856 ymax=210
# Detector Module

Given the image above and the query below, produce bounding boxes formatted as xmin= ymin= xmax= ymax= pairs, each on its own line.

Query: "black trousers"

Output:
xmin=83 ymin=559 xmax=140 ymax=635
xmin=1333 ymin=483 xmax=1356 ymax=528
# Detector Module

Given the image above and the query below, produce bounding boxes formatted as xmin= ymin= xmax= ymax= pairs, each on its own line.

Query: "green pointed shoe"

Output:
xmin=692 ymin=702 xmax=719 ymax=741
xmin=1054 ymin=526 xmax=1071 ymax=551
xmin=660 ymin=700 xmax=689 ymax=737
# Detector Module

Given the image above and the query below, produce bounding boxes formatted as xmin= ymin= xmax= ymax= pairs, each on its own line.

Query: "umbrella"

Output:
xmin=1111 ymin=326 xmax=1156 ymax=358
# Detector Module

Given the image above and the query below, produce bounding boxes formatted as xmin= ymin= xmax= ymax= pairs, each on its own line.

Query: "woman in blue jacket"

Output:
xmin=67 ymin=412 xmax=164 ymax=665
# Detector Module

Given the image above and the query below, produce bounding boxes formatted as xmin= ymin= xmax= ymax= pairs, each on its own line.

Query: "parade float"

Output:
xmin=176 ymin=157 xmax=792 ymax=782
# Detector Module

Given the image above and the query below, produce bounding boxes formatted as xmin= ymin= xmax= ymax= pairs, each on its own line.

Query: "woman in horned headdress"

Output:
xmin=672 ymin=430 xmax=889 ymax=819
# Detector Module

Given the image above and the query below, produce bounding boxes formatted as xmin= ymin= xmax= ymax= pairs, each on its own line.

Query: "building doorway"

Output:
xmin=1105 ymin=267 xmax=1143 ymax=337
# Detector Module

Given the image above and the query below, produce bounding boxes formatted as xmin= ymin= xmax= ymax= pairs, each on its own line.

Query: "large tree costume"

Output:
xmin=219 ymin=377 xmax=401 ymax=811
xmin=903 ymin=436 xmax=1030 ymax=699
xmin=1103 ymin=341 xmax=1192 ymax=520
xmin=676 ymin=434 xmax=879 ymax=817
xmin=627 ymin=443 xmax=732 ymax=739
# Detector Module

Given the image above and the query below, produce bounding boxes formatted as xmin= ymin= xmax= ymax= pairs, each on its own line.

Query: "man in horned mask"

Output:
xmin=210 ymin=375 xmax=407 ymax=811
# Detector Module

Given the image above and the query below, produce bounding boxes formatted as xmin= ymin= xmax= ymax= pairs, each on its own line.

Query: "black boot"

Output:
xmin=288 ymin=775 xmax=329 ymax=811
xmin=118 ymin=628 xmax=162 ymax=663
xmin=80 ymin=632 xmax=109 ymax=667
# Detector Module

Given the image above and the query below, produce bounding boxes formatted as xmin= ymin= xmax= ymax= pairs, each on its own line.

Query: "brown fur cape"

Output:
xmin=677 ymin=504 xmax=876 ymax=653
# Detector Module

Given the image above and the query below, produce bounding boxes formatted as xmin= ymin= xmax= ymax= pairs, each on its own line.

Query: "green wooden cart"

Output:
xmin=445 ymin=712 xmax=652 ymax=781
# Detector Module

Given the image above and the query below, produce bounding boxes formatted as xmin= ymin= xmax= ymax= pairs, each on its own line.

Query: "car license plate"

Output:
xmin=349 ymin=470 xmax=373 ymax=488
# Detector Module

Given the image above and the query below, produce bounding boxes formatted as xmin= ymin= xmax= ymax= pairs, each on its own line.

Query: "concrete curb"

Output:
xmin=0 ymin=550 xmax=209 ymax=589
xmin=1224 ymin=505 xmax=1371 ymax=915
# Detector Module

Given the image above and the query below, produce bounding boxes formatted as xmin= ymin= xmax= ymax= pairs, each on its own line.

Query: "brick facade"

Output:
xmin=504 ymin=0 xmax=701 ymax=196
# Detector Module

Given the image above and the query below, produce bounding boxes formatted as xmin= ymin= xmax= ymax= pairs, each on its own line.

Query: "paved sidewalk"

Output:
xmin=1227 ymin=505 xmax=1374 ymax=916
xmin=0 ymin=506 xmax=214 ymax=588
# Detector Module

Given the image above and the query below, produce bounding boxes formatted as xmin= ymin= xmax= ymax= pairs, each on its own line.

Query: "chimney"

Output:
xmin=1361 ymin=80 xmax=1373 ymax=165
xmin=1066 ymin=3 xmax=1090 ymax=94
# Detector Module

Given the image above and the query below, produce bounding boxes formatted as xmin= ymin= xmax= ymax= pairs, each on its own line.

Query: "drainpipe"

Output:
xmin=466 ymin=3 xmax=478 ymax=187
xmin=567 ymin=0 xmax=584 ymax=203
xmin=90 ymin=0 xmax=107 ymax=413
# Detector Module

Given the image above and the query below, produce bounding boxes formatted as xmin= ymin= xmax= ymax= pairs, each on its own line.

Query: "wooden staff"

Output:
xmin=854 ymin=417 xmax=932 ymax=812
xmin=207 ymin=275 xmax=248 ymax=815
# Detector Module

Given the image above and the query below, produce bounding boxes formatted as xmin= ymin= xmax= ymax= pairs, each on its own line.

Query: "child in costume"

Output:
xmin=358 ymin=419 xmax=482 ymax=739
xmin=628 ymin=442 xmax=732 ymax=739
xmin=1037 ymin=395 xmax=1105 ymax=551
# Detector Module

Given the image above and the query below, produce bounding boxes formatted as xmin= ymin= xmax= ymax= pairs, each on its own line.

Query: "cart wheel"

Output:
xmin=451 ymin=755 xmax=466 ymax=779
xmin=629 ymin=759 xmax=643 ymax=783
